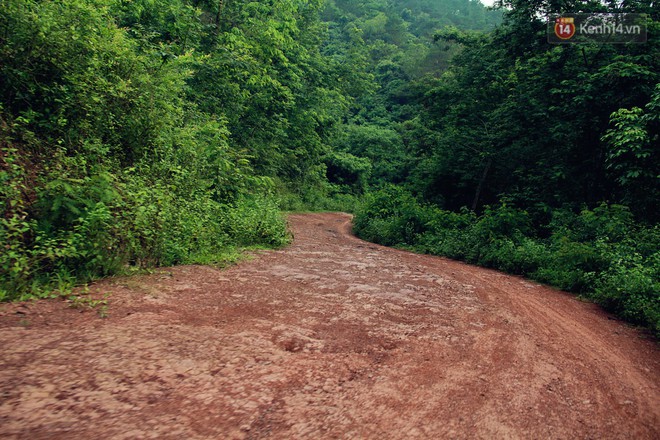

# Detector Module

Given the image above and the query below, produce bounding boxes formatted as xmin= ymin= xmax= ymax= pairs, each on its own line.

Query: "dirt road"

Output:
xmin=0 ymin=213 xmax=658 ymax=439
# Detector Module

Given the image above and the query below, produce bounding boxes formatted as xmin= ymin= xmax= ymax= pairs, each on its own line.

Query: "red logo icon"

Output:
xmin=554 ymin=17 xmax=576 ymax=40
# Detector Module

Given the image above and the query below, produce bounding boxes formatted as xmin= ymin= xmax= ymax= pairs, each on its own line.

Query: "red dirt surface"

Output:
xmin=0 ymin=212 xmax=658 ymax=439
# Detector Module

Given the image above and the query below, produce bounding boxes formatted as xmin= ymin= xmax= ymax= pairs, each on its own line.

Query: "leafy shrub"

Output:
xmin=590 ymin=230 xmax=660 ymax=334
xmin=473 ymin=203 xmax=534 ymax=241
xmin=533 ymin=239 xmax=608 ymax=292
xmin=223 ymin=197 xmax=290 ymax=248
xmin=354 ymin=185 xmax=431 ymax=246
xmin=324 ymin=151 xmax=372 ymax=195
xmin=478 ymin=237 xmax=548 ymax=276
xmin=548 ymin=204 xmax=635 ymax=243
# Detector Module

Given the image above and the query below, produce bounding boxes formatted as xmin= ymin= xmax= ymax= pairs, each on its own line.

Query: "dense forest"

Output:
xmin=1 ymin=1 xmax=658 ymax=334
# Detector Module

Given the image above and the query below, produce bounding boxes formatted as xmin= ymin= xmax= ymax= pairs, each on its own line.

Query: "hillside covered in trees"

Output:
xmin=1 ymin=1 xmax=658 ymax=334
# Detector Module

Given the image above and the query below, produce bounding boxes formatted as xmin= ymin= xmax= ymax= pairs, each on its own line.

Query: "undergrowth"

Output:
xmin=1 ymin=139 xmax=289 ymax=301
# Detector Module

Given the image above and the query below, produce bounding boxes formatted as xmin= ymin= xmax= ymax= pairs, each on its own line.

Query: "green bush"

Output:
xmin=533 ymin=239 xmax=608 ymax=292
xmin=0 ymin=151 xmax=291 ymax=301
xmin=478 ymin=237 xmax=548 ymax=276
xmin=590 ymin=229 xmax=660 ymax=334
xmin=354 ymin=185 xmax=431 ymax=246
xmin=223 ymin=197 xmax=290 ymax=248
xmin=324 ymin=151 xmax=372 ymax=195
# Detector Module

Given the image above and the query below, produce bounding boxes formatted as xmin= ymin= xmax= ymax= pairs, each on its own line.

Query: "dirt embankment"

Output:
xmin=0 ymin=212 xmax=658 ymax=439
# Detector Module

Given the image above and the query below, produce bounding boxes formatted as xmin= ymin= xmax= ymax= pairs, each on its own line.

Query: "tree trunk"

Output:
xmin=216 ymin=0 xmax=224 ymax=35
xmin=472 ymin=157 xmax=492 ymax=211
